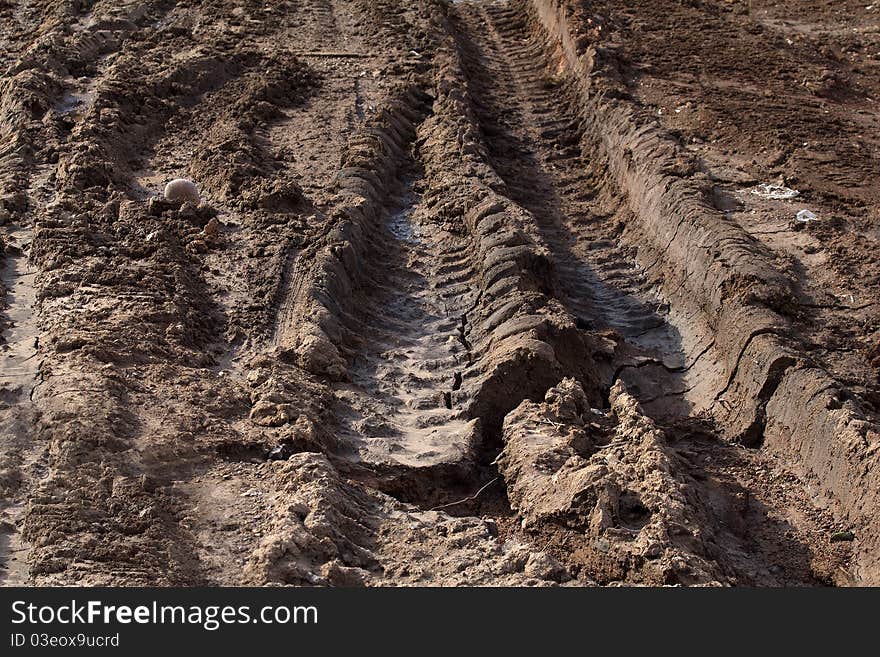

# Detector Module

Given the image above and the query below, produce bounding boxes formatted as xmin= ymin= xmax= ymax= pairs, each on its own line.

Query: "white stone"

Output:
xmin=163 ymin=178 xmax=200 ymax=204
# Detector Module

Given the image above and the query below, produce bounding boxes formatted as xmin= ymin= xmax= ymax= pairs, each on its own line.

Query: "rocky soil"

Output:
xmin=1 ymin=0 xmax=878 ymax=586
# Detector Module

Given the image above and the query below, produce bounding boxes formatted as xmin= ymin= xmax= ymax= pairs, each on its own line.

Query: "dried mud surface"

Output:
xmin=0 ymin=0 xmax=877 ymax=586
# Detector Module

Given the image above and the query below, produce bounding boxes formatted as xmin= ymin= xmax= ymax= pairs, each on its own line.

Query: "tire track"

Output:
xmin=452 ymin=3 xmax=701 ymax=408
xmin=108 ymin=1 xmax=427 ymax=582
xmin=13 ymin=2 xmax=258 ymax=585
xmin=331 ymin=171 xmax=480 ymax=473
xmin=444 ymin=0 xmax=851 ymax=585
xmin=294 ymin=0 xmax=341 ymax=51
xmin=266 ymin=88 xmax=481 ymax=479
xmin=0 ymin=2 xmax=166 ymax=585
xmin=0 ymin=226 xmax=40 ymax=585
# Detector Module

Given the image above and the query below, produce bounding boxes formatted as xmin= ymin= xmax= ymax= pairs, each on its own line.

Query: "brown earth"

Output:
xmin=0 ymin=0 xmax=877 ymax=586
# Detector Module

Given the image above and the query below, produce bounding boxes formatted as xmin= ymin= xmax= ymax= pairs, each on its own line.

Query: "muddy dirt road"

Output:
xmin=1 ymin=0 xmax=878 ymax=586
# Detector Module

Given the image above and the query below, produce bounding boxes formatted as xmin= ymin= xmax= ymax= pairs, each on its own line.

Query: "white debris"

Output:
xmin=751 ymin=183 xmax=800 ymax=200
xmin=796 ymin=209 xmax=818 ymax=222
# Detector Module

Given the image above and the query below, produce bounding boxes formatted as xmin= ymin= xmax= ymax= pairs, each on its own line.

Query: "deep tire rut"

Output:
xmin=332 ymin=172 xmax=479 ymax=472
xmin=454 ymin=4 xmax=690 ymax=404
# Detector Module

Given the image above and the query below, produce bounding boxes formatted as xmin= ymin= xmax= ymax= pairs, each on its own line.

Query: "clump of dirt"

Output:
xmin=248 ymin=452 xmax=570 ymax=586
xmin=499 ymin=379 xmax=723 ymax=585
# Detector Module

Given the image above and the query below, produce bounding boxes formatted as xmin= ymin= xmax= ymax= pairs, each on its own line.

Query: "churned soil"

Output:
xmin=0 ymin=0 xmax=877 ymax=586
